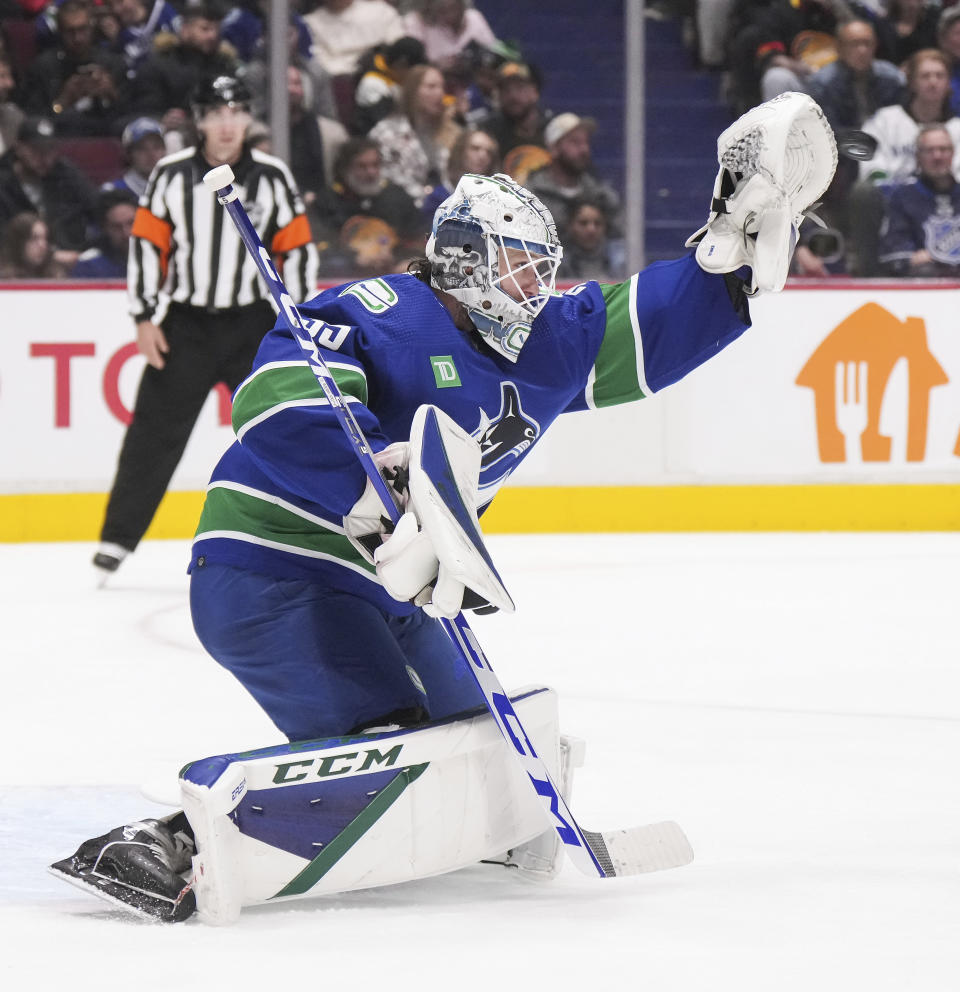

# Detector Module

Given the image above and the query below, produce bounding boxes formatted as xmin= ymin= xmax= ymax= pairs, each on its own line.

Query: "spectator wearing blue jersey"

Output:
xmin=110 ymin=0 xmax=180 ymax=71
xmin=102 ymin=115 xmax=166 ymax=198
xmin=221 ymin=0 xmax=313 ymax=63
xmin=879 ymin=123 xmax=960 ymax=275
xmin=70 ymin=187 xmax=137 ymax=279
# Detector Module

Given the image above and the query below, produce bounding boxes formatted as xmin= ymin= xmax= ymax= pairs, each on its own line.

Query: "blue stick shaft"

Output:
xmin=213 ymin=178 xmax=402 ymax=524
xmin=206 ymin=169 xmax=609 ymax=878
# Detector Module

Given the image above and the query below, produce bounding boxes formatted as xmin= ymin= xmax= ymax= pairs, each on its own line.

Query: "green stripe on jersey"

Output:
xmin=195 ymin=484 xmax=375 ymax=574
xmin=232 ymin=363 xmax=368 ymax=435
xmin=589 ymin=279 xmax=648 ymax=408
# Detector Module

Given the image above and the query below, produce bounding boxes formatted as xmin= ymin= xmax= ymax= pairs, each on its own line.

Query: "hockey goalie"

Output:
xmin=51 ymin=93 xmax=836 ymax=923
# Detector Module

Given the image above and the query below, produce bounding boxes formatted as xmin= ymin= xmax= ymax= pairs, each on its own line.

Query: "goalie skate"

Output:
xmin=49 ymin=815 xmax=196 ymax=922
xmin=687 ymin=92 xmax=838 ymax=293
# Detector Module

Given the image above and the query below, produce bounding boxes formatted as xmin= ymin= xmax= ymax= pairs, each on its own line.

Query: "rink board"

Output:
xmin=1 ymin=280 xmax=958 ymax=538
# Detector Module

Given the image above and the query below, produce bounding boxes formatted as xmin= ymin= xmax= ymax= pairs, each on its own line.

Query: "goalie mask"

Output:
xmin=426 ymin=173 xmax=563 ymax=362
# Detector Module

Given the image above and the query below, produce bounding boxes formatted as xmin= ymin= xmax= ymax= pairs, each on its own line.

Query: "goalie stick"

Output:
xmin=203 ymin=165 xmax=693 ymax=879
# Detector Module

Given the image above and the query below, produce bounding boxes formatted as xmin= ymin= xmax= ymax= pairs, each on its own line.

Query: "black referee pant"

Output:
xmin=100 ymin=300 xmax=275 ymax=552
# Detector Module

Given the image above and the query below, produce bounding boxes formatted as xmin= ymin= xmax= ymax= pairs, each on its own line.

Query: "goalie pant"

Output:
xmin=188 ymin=253 xmax=751 ymax=744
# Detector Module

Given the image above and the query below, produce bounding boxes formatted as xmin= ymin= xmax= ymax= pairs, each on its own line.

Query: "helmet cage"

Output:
xmin=427 ymin=174 xmax=562 ymax=361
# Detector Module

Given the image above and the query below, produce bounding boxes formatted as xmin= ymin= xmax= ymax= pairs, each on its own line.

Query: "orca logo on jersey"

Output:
xmin=474 ymin=382 xmax=540 ymax=470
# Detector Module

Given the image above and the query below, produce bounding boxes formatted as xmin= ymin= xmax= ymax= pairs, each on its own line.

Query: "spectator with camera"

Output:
xmin=22 ymin=0 xmax=128 ymax=135
xmin=878 ymin=123 xmax=960 ymax=275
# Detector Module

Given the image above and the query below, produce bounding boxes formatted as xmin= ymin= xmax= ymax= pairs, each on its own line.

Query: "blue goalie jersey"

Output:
xmin=190 ymin=254 xmax=750 ymax=613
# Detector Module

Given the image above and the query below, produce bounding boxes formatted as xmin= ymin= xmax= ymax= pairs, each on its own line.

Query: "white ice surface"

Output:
xmin=1 ymin=534 xmax=958 ymax=990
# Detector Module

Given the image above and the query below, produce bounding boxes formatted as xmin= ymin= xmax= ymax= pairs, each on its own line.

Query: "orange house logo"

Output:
xmin=796 ymin=303 xmax=952 ymax=463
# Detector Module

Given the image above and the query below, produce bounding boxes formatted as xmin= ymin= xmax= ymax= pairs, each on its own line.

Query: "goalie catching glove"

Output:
xmin=687 ymin=91 xmax=838 ymax=294
xmin=345 ymin=405 xmax=514 ymax=620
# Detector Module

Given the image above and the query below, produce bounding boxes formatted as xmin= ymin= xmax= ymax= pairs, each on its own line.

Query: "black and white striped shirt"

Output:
xmin=128 ymin=146 xmax=318 ymax=323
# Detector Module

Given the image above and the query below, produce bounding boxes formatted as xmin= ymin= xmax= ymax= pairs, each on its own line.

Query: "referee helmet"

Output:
xmin=190 ymin=76 xmax=252 ymax=120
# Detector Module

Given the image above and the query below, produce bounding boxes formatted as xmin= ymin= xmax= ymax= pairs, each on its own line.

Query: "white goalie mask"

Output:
xmin=426 ymin=173 xmax=563 ymax=362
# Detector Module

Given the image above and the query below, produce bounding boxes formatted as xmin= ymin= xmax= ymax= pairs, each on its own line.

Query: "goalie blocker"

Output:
xmin=345 ymin=404 xmax=515 ymax=620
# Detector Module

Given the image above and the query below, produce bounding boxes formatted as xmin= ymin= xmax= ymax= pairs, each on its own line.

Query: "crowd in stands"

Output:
xmin=0 ymin=0 xmax=626 ymax=283
xmin=690 ymin=0 xmax=960 ymax=276
xmin=12 ymin=0 xmax=960 ymax=284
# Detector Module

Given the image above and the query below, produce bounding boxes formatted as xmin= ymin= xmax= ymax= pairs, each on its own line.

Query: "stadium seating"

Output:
xmin=56 ymin=137 xmax=125 ymax=186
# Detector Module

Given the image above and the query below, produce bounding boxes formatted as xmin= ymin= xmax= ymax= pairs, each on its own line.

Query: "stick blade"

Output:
xmin=583 ymin=821 xmax=694 ymax=877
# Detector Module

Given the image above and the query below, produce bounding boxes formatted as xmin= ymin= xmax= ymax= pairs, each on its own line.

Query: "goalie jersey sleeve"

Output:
xmin=190 ymin=255 xmax=749 ymax=610
xmin=563 ymin=253 xmax=752 ymax=412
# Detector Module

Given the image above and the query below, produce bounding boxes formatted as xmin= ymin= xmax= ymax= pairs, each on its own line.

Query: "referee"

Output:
xmin=94 ymin=75 xmax=319 ymax=577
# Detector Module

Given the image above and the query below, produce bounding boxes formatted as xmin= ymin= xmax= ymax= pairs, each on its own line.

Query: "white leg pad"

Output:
xmin=496 ymin=733 xmax=586 ymax=880
xmin=180 ymin=686 xmax=570 ymax=925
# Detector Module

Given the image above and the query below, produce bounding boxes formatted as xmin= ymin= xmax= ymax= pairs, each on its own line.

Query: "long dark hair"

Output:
xmin=0 ymin=212 xmax=63 ymax=278
xmin=407 ymin=256 xmax=433 ymax=283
